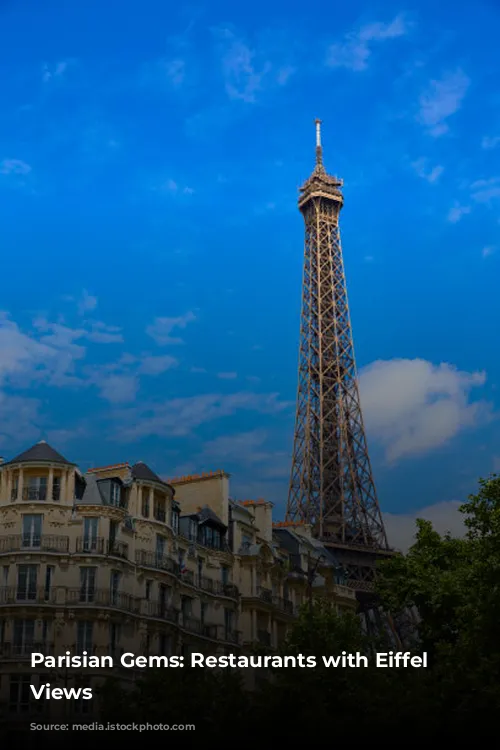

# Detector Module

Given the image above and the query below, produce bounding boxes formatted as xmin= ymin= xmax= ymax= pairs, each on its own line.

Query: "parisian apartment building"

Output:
xmin=0 ymin=440 xmax=356 ymax=717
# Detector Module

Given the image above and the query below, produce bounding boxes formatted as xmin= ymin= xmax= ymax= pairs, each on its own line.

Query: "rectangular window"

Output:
xmin=242 ymin=534 xmax=252 ymax=549
xmin=9 ymin=675 xmax=31 ymax=713
xmin=159 ymin=634 xmax=171 ymax=656
xmin=110 ymin=482 xmax=120 ymax=506
xmin=181 ymin=596 xmax=192 ymax=618
xmin=221 ymin=566 xmax=229 ymax=585
xmin=16 ymin=565 xmax=37 ymax=601
xmin=110 ymin=571 xmax=120 ymax=605
xmin=26 ymin=476 xmax=47 ymax=501
xmin=83 ymin=518 xmax=99 ymax=551
xmin=141 ymin=493 xmax=149 ymax=517
xmin=159 ymin=583 xmax=169 ymax=616
xmin=76 ymin=621 xmax=93 ymax=653
xmin=200 ymin=602 xmax=206 ymax=624
xmin=3 ymin=565 xmax=9 ymax=586
xmin=156 ymin=535 xmax=165 ymax=560
xmin=13 ymin=619 xmax=35 ymax=655
xmin=109 ymin=623 xmax=120 ymax=655
xmin=22 ymin=514 xmax=42 ymax=548
xmin=44 ymin=566 xmax=54 ymax=601
xmin=52 ymin=476 xmax=61 ymax=501
xmin=224 ymin=608 xmax=234 ymax=638
xmin=145 ymin=580 xmax=152 ymax=600
xmin=79 ymin=567 xmax=96 ymax=603
xmin=213 ymin=530 xmax=221 ymax=549
xmin=171 ymin=509 xmax=179 ymax=534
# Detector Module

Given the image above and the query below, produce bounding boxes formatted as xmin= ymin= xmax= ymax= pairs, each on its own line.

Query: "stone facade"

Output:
xmin=0 ymin=441 xmax=356 ymax=718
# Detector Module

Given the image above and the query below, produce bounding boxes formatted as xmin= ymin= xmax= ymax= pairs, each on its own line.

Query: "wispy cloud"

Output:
xmin=482 ymin=246 xmax=496 ymax=258
xmin=447 ymin=203 xmax=471 ymax=223
xmin=212 ymin=26 xmax=294 ymax=103
xmin=418 ymin=69 xmax=470 ymax=137
xmin=481 ymin=135 xmax=500 ymax=150
xmin=0 ymin=159 xmax=31 ymax=175
xmin=77 ymin=290 xmax=98 ymax=315
xmin=411 ymin=158 xmax=444 ymax=183
xmin=326 ymin=15 xmax=410 ymax=71
xmin=217 ymin=371 xmax=238 ymax=380
xmin=156 ymin=178 xmax=194 ymax=195
xmin=113 ymin=391 xmax=291 ymax=440
xmin=470 ymin=176 xmax=500 ymax=204
xmin=146 ymin=312 xmax=196 ymax=345
xmin=42 ymin=60 xmax=72 ymax=83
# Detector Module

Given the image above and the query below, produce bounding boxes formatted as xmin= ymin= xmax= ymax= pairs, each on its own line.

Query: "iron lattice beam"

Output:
xmin=286 ymin=122 xmax=390 ymax=582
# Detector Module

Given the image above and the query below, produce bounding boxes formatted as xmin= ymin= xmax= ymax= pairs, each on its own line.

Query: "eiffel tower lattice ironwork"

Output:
xmin=286 ymin=120 xmax=392 ymax=588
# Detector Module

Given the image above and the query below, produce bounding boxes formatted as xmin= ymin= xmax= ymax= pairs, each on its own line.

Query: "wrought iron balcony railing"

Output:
xmin=65 ymin=588 xmax=140 ymax=613
xmin=0 ymin=586 xmax=56 ymax=605
xmin=272 ymin=596 xmax=294 ymax=614
xmin=143 ymin=600 xmax=179 ymax=624
xmin=0 ymin=641 xmax=54 ymax=657
xmin=256 ymin=586 xmax=273 ymax=604
xmin=135 ymin=550 xmax=179 ymax=575
xmin=76 ymin=537 xmax=128 ymax=559
xmin=197 ymin=577 xmax=239 ymax=599
xmin=0 ymin=535 xmax=69 ymax=554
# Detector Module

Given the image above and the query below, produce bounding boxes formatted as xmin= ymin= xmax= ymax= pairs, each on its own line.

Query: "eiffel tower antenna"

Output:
xmin=286 ymin=119 xmax=391 ymax=588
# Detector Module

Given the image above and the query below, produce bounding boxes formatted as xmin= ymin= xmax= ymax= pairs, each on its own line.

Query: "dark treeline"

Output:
xmin=98 ymin=475 xmax=500 ymax=738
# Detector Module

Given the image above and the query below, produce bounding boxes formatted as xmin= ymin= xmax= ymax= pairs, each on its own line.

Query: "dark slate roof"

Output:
xmin=6 ymin=441 xmax=73 ymax=466
xmin=131 ymin=461 xmax=168 ymax=486
xmin=76 ymin=474 xmax=104 ymax=505
xmin=197 ymin=505 xmax=226 ymax=528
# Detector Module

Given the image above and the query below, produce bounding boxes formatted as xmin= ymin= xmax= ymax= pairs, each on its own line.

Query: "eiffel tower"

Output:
xmin=286 ymin=120 xmax=393 ymax=593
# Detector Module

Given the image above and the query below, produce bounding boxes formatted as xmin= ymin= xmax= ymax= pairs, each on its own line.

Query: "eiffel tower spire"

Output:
xmin=286 ymin=120 xmax=391 ymax=586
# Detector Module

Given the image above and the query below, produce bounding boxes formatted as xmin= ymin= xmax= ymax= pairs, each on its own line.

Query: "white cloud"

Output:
xmin=217 ymin=371 xmax=238 ymax=379
xmin=138 ymin=355 xmax=178 ymax=375
xmin=384 ymin=501 xmax=465 ymax=552
xmin=447 ymin=203 xmax=471 ymax=223
xmin=114 ymin=392 xmax=291 ymax=440
xmin=482 ymin=246 xmax=496 ymax=258
xmin=42 ymin=60 xmax=71 ymax=83
xmin=359 ymin=358 xmax=492 ymax=462
xmin=0 ymin=159 xmax=31 ymax=175
xmin=213 ymin=27 xmax=293 ymax=103
xmin=97 ymin=374 xmax=138 ymax=404
xmin=146 ymin=311 xmax=196 ymax=345
xmin=78 ymin=290 xmax=98 ymax=315
xmin=418 ymin=69 xmax=470 ymax=136
xmin=471 ymin=176 xmax=500 ymax=204
xmin=411 ymin=158 xmax=444 ymax=183
xmin=326 ymin=15 xmax=410 ymax=71
xmin=481 ymin=135 xmax=500 ymax=150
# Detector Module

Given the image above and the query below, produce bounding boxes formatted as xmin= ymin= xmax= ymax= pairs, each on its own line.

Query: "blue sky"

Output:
xmin=1 ymin=0 xmax=499 ymax=542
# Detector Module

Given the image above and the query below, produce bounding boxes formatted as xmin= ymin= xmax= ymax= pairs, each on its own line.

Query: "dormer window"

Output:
xmin=110 ymin=482 xmax=121 ymax=507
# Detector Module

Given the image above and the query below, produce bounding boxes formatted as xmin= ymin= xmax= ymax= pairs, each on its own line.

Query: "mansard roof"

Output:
xmin=6 ymin=440 xmax=73 ymax=466
xmin=131 ymin=461 xmax=168 ymax=485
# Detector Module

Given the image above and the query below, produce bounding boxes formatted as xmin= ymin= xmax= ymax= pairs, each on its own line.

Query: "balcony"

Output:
xmin=198 ymin=577 xmax=239 ymax=599
xmin=0 ymin=641 xmax=54 ymax=657
xmin=179 ymin=569 xmax=195 ymax=586
xmin=143 ymin=600 xmax=179 ymax=624
xmin=153 ymin=508 xmax=166 ymax=523
xmin=222 ymin=628 xmax=240 ymax=645
xmin=75 ymin=538 xmax=129 ymax=559
xmin=65 ymin=588 xmax=140 ymax=613
xmin=181 ymin=615 xmax=202 ymax=634
xmin=0 ymin=586 xmax=56 ymax=605
xmin=135 ymin=550 xmax=179 ymax=575
xmin=272 ymin=596 xmax=294 ymax=615
xmin=257 ymin=587 xmax=273 ymax=604
xmin=0 ymin=535 xmax=69 ymax=554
